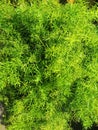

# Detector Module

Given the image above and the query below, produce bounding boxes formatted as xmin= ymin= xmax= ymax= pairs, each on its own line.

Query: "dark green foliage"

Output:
xmin=0 ymin=1 xmax=98 ymax=130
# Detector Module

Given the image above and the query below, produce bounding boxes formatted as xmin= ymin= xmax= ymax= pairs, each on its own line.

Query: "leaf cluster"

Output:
xmin=0 ymin=1 xmax=98 ymax=130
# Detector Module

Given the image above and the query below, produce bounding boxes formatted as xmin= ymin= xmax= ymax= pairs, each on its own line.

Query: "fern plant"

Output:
xmin=0 ymin=1 xmax=98 ymax=130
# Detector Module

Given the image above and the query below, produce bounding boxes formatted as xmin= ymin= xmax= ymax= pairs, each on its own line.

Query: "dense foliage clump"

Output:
xmin=0 ymin=1 xmax=98 ymax=130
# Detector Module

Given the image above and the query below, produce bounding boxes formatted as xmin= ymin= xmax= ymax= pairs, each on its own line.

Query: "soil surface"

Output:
xmin=0 ymin=124 xmax=6 ymax=130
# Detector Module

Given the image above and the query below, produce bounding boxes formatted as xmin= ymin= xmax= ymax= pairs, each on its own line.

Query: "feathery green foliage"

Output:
xmin=0 ymin=1 xmax=98 ymax=130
